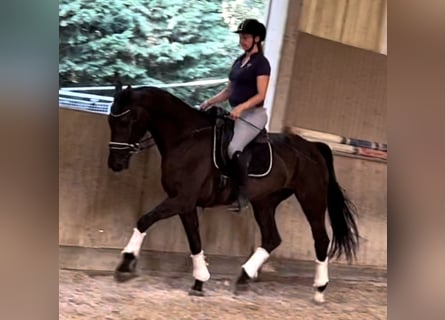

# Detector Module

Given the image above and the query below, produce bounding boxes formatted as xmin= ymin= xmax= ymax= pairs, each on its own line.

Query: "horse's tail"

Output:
xmin=315 ymin=142 xmax=360 ymax=262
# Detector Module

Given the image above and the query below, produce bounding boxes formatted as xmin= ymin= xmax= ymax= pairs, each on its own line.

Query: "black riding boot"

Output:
xmin=228 ymin=151 xmax=250 ymax=212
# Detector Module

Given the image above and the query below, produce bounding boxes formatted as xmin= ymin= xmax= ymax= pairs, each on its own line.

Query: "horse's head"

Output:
xmin=107 ymin=82 xmax=150 ymax=172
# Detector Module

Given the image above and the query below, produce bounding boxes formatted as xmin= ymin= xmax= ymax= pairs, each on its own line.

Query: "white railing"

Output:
xmin=60 ymin=78 xmax=227 ymax=92
xmin=59 ymin=90 xmax=114 ymax=114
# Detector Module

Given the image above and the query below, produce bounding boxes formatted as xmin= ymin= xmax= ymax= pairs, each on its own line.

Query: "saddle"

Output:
xmin=206 ymin=107 xmax=272 ymax=178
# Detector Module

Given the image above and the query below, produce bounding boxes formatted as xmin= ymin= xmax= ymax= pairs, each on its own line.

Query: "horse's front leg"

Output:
xmin=179 ymin=209 xmax=210 ymax=296
xmin=114 ymin=196 xmax=189 ymax=282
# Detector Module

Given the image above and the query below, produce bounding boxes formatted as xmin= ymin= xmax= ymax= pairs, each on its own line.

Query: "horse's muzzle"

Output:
xmin=108 ymin=152 xmax=130 ymax=172
xmin=109 ymin=162 xmax=128 ymax=172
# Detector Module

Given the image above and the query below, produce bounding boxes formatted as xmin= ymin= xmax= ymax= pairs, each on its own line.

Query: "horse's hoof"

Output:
xmin=234 ymin=278 xmax=250 ymax=294
xmin=234 ymin=283 xmax=250 ymax=295
xmin=235 ymin=282 xmax=249 ymax=291
xmin=313 ymin=291 xmax=325 ymax=304
xmin=189 ymin=289 xmax=205 ymax=297
xmin=313 ymin=282 xmax=328 ymax=303
xmin=114 ymin=271 xmax=138 ymax=283
xmin=114 ymin=252 xmax=138 ymax=282
xmin=236 ymin=269 xmax=251 ymax=284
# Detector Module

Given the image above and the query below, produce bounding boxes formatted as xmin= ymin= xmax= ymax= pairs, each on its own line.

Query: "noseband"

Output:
xmin=109 ymin=141 xmax=142 ymax=154
xmin=108 ymin=109 xmax=155 ymax=154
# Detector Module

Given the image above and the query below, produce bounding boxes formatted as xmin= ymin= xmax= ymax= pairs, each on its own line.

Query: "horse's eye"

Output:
xmin=119 ymin=113 xmax=133 ymax=123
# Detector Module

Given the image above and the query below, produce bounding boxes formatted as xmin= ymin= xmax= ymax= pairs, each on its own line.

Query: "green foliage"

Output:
xmin=59 ymin=0 xmax=268 ymax=106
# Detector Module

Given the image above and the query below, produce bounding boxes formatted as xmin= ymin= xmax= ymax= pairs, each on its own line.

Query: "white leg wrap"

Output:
xmin=242 ymin=247 xmax=270 ymax=279
xmin=191 ymin=250 xmax=210 ymax=282
xmin=122 ymin=228 xmax=147 ymax=257
xmin=313 ymin=258 xmax=329 ymax=287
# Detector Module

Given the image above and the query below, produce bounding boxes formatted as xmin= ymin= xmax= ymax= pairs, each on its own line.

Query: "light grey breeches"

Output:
xmin=227 ymin=107 xmax=268 ymax=159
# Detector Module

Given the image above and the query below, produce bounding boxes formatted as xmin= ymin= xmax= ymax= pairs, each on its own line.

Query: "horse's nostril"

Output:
xmin=109 ymin=162 xmax=123 ymax=172
xmin=114 ymin=165 xmax=123 ymax=172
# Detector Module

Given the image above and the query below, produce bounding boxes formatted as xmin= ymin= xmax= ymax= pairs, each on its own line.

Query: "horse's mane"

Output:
xmin=112 ymin=86 xmax=213 ymax=126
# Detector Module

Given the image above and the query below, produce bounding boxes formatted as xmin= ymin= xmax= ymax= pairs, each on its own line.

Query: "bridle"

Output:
xmin=108 ymin=109 xmax=156 ymax=154
xmin=108 ymin=108 xmax=212 ymax=154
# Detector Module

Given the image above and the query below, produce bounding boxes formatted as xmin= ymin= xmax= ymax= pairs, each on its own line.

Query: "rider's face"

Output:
xmin=238 ymin=33 xmax=257 ymax=51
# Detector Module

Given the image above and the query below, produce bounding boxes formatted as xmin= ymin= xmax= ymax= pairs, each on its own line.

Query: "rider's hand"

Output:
xmin=230 ymin=104 xmax=247 ymax=120
xmin=199 ymin=100 xmax=212 ymax=110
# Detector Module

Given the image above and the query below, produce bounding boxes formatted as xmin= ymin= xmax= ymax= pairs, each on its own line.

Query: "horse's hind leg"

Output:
xmin=179 ymin=209 xmax=210 ymax=296
xmin=235 ymin=190 xmax=293 ymax=293
xmin=295 ymin=190 xmax=330 ymax=303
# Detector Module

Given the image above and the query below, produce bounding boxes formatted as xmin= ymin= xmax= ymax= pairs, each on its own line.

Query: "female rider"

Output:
xmin=200 ymin=19 xmax=271 ymax=212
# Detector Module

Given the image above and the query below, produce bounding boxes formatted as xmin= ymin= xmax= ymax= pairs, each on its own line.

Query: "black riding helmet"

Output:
xmin=234 ymin=19 xmax=267 ymax=42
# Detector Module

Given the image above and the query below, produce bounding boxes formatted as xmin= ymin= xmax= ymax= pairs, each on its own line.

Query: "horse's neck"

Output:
xmin=146 ymin=99 xmax=210 ymax=156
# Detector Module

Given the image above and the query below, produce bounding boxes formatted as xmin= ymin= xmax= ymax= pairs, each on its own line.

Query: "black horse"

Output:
xmin=107 ymin=82 xmax=359 ymax=302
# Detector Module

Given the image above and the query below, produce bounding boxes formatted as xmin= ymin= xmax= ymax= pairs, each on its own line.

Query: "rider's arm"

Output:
xmin=206 ymin=81 xmax=232 ymax=105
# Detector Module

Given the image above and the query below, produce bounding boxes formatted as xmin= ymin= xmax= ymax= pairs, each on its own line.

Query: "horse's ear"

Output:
xmin=114 ymin=80 xmax=123 ymax=94
xmin=114 ymin=71 xmax=123 ymax=94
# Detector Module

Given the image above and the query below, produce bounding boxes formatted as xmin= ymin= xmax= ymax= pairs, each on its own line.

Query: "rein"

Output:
xmin=209 ymin=106 xmax=263 ymax=132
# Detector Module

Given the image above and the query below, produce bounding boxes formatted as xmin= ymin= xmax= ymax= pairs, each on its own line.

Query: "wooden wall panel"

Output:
xmin=299 ymin=0 xmax=387 ymax=54
xmin=284 ymin=32 xmax=386 ymax=142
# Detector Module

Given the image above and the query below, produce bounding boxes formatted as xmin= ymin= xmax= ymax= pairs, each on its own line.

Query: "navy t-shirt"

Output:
xmin=228 ymin=52 xmax=271 ymax=108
